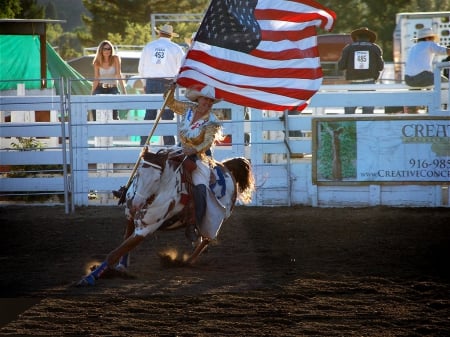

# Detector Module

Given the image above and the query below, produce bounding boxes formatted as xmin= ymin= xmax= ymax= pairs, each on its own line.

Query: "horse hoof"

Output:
xmin=76 ymin=275 xmax=95 ymax=287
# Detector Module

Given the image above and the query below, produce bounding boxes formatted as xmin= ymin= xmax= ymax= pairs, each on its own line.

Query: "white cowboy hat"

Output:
xmin=185 ymin=85 xmax=222 ymax=104
xmin=154 ymin=24 xmax=179 ymax=37
xmin=414 ymin=27 xmax=438 ymax=40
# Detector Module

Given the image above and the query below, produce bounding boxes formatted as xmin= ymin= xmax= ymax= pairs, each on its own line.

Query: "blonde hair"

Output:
xmin=93 ymin=40 xmax=118 ymax=67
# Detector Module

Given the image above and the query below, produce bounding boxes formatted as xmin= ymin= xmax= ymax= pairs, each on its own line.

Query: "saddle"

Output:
xmin=168 ymin=153 xmax=226 ymax=237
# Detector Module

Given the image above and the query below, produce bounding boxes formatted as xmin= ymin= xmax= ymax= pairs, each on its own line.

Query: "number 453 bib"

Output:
xmin=152 ymin=48 xmax=167 ymax=64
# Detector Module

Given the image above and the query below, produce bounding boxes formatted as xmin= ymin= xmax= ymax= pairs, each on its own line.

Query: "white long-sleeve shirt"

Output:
xmin=138 ymin=37 xmax=185 ymax=78
xmin=405 ymin=41 xmax=448 ymax=76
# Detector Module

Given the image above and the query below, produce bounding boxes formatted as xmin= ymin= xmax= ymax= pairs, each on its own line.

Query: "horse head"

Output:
xmin=128 ymin=149 xmax=169 ymax=212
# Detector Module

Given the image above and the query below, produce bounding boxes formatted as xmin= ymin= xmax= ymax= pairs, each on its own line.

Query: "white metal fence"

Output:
xmin=1 ymin=67 xmax=449 ymax=211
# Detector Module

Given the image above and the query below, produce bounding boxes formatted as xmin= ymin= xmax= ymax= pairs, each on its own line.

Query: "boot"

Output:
xmin=112 ymin=186 xmax=126 ymax=199
xmin=185 ymin=184 xmax=207 ymax=244
xmin=193 ymin=184 xmax=207 ymax=227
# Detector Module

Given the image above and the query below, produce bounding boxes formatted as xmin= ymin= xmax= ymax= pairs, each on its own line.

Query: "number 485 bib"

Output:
xmin=354 ymin=51 xmax=369 ymax=69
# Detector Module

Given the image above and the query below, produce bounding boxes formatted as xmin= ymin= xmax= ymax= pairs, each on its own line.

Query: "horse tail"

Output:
xmin=223 ymin=157 xmax=255 ymax=204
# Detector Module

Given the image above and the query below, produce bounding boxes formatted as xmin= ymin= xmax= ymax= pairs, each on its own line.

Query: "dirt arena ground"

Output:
xmin=0 ymin=205 xmax=449 ymax=336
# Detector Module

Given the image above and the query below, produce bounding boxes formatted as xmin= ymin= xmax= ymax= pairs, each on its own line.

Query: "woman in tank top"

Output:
xmin=91 ymin=40 xmax=127 ymax=120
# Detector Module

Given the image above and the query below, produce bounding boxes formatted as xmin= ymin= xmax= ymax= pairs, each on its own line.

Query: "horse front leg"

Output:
xmin=76 ymin=233 xmax=145 ymax=286
xmin=186 ymin=237 xmax=210 ymax=265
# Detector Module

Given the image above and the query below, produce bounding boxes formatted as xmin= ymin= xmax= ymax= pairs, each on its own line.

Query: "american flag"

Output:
xmin=176 ymin=0 xmax=336 ymax=111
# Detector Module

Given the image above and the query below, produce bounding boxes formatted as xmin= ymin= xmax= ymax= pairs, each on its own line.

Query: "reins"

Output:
xmin=141 ymin=160 xmax=164 ymax=170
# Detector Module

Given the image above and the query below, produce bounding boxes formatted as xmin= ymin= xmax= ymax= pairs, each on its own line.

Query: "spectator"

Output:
xmin=91 ymin=40 xmax=127 ymax=121
xmin=404 ymin=27 xmax=450 ymax=88
xmin=138 ymin=24 xmax=185 ymax=145
xmin=338 ymin=27 xmax=384 ymax=114
xmin=443 ymin=53 xmax=450 ymax=79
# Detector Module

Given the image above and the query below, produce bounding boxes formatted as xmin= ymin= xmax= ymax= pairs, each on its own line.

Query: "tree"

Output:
xmin=5 ymin=0 xmax=450 ymax=62
xmin=44 ymin=1 xmax=57 ymax=19
xmin=80 ymin=0 xmax=209 ymax=46
xmin=0 ymin=0 xmax=44 ymax=18
xmin=0 ymin=0 xmax=22 ymax=18
xmin=106 ymin=22 xmax=151 ymax=46
xmin=16 ymin=0 xmax=44 ymax=18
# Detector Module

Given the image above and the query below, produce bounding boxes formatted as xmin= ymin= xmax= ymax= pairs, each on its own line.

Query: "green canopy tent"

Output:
xmin=0 ymin=34 xmax=92 ymax=95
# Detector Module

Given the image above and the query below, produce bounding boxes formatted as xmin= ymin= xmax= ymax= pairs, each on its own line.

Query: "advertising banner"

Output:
xmin=312 ymin=116 xmax=450 ymax=184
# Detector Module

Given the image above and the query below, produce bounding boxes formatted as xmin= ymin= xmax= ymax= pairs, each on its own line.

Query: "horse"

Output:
xmin=77 ymin=146 xmax=255 ymax=286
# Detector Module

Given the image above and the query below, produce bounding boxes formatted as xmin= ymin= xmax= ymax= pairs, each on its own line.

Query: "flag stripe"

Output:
xmin=256 ymin=9 xmax=331 ymax=28
xmin=181 ymin=50 xmax=322 ymax=81
xmin=249 ymin=45 xmax=318 ymax=60
xmin=256 ymin=0 xmax=336 ymax=31
xmin=179 ymin=64 xmax=321 ymax=101
xmin=248 ymin=35 xmax=319 ymax=54
xmin=187 ymin=42 xmax=321 ymax=71
xmin=177 ymin=0 xmax=336 ymax=111
xmin=178 ymin=71 xmax=311 ymax=110
xmin=260 ymin=26 xmax=317 ymax=42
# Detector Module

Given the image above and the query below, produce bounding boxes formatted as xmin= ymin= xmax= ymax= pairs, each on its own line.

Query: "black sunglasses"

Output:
xmin=103 ymin=46 xmax=112 ymax=51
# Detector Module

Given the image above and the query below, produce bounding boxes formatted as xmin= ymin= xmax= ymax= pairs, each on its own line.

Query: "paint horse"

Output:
xmin=77 ymin=147 xmax=255 ymax=286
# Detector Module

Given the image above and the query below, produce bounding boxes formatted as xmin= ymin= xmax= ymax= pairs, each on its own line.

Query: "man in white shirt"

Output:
xmin=405 ymin=27 xmax=450 ymax=88
xmin=138 ymin=24 xmax=185 ymax=145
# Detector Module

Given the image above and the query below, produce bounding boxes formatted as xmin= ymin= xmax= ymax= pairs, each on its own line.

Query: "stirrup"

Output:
xmin=112 ymin=186 xmax=126 ymax=198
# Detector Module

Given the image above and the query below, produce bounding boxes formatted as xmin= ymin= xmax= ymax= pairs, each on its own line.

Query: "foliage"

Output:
xmin=0 ymin=0 xmax=22 ymax=17
xmin=105 ymin=22 xmax=152 ymax=46
xmin=7 ymin=137 xmax=62 ymax=178
xmin=10 ymin=137 xmax=43 ymax=151
xmin=3 ymin=0 xmax=450 ymax=62
xmin=80 ymin=0 xmax=209 ymax=47
xmin=0 ymin=0 xmax=45 ymax=18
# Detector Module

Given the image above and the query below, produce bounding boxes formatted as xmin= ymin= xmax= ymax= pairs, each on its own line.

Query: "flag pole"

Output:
xmin=115 ymin=84 xmax=176 ymax=205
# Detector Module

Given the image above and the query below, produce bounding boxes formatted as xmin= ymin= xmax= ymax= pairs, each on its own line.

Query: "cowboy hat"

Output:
xmin=185 ymin=85 xmax=222 ymax=104
xmin=414 ymin=27 xmax=438 ymax=40
xmin=154 ymin=24 xmax=179 ymax=37
xmin=351 ymin=27 xmax=377 ymax=43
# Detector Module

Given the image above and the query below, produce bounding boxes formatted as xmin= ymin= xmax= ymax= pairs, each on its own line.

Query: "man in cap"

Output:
xmin=338 ymin=27 xmax=384 ymax=114
xmin=138 ymin=24 xmax=185 ymax=145
xmin=405 ymin=27 xmax=450 ymax=88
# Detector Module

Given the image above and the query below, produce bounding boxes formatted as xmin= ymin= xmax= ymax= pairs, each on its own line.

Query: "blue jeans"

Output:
xmin=141 ymin=78 xmax=175 ymax=145
xmin=404 ymin=71 xmax=448 ymax=87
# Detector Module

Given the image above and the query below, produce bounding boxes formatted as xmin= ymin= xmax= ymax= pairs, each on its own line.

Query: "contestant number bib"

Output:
xmin=152 ymin=48 xmax=167 ymax=64
xmin=354 ymin=51 xmax=369 ymax=69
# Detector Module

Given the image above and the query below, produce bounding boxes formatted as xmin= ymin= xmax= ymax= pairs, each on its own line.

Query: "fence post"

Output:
xmin=69 ymin=96 xmax=90 ymax=206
